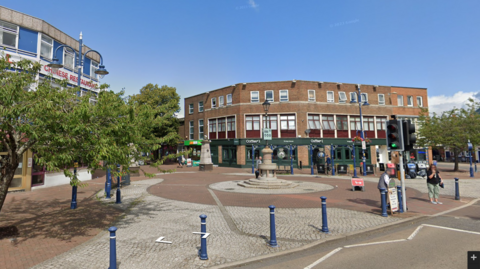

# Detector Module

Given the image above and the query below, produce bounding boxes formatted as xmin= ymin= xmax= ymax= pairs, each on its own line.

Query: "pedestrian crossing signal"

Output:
xmin=387 ymin=120 xmax=404 ymax=151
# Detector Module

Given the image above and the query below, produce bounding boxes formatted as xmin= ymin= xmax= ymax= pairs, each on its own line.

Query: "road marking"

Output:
xmin=422 ymin=224 xmax=480 ymax=235
xmin=303 ymin=247 xmax=342 ymax=269
xmin=193 ymin=232 xmax=211 ymax=239
xmin=155 ymin=236 xmax=172 ymax=244
xmin=407 ymin=225 xmax=424 ymax=240
xmin=344 ymin=239 xmax=407 ymax=248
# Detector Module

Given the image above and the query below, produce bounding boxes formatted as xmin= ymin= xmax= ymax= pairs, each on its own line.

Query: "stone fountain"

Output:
xmin=237 ymin=147 xmax=298 ymax=189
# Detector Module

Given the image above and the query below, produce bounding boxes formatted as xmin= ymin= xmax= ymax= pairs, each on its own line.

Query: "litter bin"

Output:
xmin=379 ymin=163 xmax=385 ymax=171
xmin=317 ymin=164 xmax=325 ymax=174
xmin=337 ymin=165 xmax=348 ymax=174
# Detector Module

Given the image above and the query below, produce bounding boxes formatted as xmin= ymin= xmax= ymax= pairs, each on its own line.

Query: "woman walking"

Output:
xmin=427 ymin=164 xmax=443 ymax=204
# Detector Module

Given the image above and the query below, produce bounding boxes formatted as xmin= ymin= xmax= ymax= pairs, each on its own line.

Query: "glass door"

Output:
xmin=31 ymin=154 xmax=46 ymax=186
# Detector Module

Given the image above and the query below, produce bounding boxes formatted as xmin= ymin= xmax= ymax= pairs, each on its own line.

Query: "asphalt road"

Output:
xmin=230 ymin=201 xmax=480 ymax=269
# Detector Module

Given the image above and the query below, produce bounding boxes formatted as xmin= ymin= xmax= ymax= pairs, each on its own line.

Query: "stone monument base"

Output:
xmin=199 ymin=163 xmax=213 ymax=171
xmin=237 ymin=178 xmax=298 ymax=189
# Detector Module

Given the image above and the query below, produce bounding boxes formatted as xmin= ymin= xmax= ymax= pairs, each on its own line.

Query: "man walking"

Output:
xmin=378 ymin=169 xmax=394 ymax=208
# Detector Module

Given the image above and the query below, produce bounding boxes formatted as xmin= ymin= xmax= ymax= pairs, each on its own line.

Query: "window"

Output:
xmin=339 ymin=92 xmax=347 ymax=103
xmin=417 ymin=96 xmax=423 ymax=107
xmin=406 ymin=96 xmax=414 ymax=107
xmin=280 ymin=90 xmax=289 ymax=102
xmin=189 ymin=121 xmax=194 ymax=140
xmin=360 ymin=93 xmax=368 ymax=103
xmin=246 ymin=116 xmax=260 ymax=130
xmin=350 ymin=116 xmax=361 ymax=132
xmin=376 ymin=117 xmax=387 ymax=131
xmin=350 ymin=92 xmax=357 ymax=102
xmin=189 ymin=104 xmax=194 ymax=114
xmin=227 ymin=94 xmax=232 ymax=105
xmin=89 ymin=97 xmax=97 ymax=105
xmin=64 ymin=48 xmax=75 ymax=70
xmin=199 ymin=119 xmax=204 ymax=140
xmin=209 ymin=119 xmax=217 ymax=132
xmin=280 ymin=115 xmax=296 ymax=130
xmin=219 ymin=96 xmax=224 ymax=107
xmin=308 ymin=115 xmax=321 ymax=129
xmin=327 ymin=91 xmax=334 ymax=103
xmin=336 ymin=116 xmax=348 ymax=130
xmin=211 ymin=97 xmax=217 ymax=108
xmin=251 ymin=91 xmax=259 ymax=103
xmin=227 ymin=117 xmax=236 ymax=131
xmin=265 ymin=90 xmax=274 ymax=102
xmin=91 ymin=61 xmax=99 ymax=79
xmin=322 ymin=115 xmax=335 ymax=130
xmin=40 ymin=35 xmax=53 ymax=59
xmin=218 ymin=118 xmax=226 ymax=132
xmin=397 ymin=95 xmax=404 ymax=106
xmin=308 ymin=90 xmax=315 ymax=102
xmin=363 ymin=117 xmax=375 ymax=131
xmin=378 ymin=94 xmax=385 ymax=105
xmin=198 ymin=101 xmax=204 ymax=112
xmin=263 ymin=115 xmax=278 ymax=130
xmin=0 ymin=21 xmax=18 ymax=48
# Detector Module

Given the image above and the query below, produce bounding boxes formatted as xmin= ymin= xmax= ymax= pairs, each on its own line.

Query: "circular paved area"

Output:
xmin=209 ymin=180 xmax=334 ymax=194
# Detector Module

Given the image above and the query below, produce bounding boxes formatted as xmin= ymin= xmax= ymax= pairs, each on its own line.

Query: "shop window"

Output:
xmin=350 ymin=92 xmax=357 ymax=102
xmin=247 ymin=147 xmax=261 ymax=160
xmin=378 ymin=94 xmax=385 ymax=105
xmin=251 ymin=91 xmax=259 ymax=103
xmin=336 ymin=115 xmax=348 ymax=138
xmin=265 ymin=90 xmax=274 ymax=102
xmin=397 ymin=95 xmax=404 ymax=106
xmin=417 ymin=96 xmax=423 ymax=107
xmin=407 ymin=96 xmax=413 ymax=107
xmin=263 ymin=115 xmax=278 ymax=138
xmin=308 ymin=90 xmax=315 ymax=102
xmin=209 ymin=119 xmax=217 ymax=139
xmin=218 ymin=118 xmax=226 ymax=138
xmin=189 ymin=104 xmax=194 ymax=114
xmin=198 ymin=101 xmax=204 ymax=112
xmin=280 ymin=114 xmax=296 ymax=137
xmin=246 ymin=115 xmax=260 ymax=138
xmin=199 ymin=119 xmax=204 ymax=140
xmin=64 ymin=48 xmax=75 ymax=70
xmin=308 ymin=114 xmax=320 ymax=137
xmin=376 ymin=117 xmax=387 ymax=138
xmin=322 ymin=115 xmax=335 ymax=137
xmin=280 ymin=90 xmax=289 ymax=102
xmin=91 ymin=60 xmax=99 ymax=80
xmin=40 ymin=35 xmax=53 ymax=59
xmin=345 ymin=148 xmax=352 ymax=160
xmin=189 ymin=121 xmax=194 ymax=140
xmin=327 ymin=91 xmax=334 ymax=103
xmin=0 ymin=21 xmax=18 ymax=48
xmin=338 ymin=92 xmax=347 ymax=103
xmin=219 ymin=96 xmax=224 ymax=107
xmin=227 ymin=94 xmax=232 ymax=105
xmin=227 ymin=116 xmax=236 ymax=138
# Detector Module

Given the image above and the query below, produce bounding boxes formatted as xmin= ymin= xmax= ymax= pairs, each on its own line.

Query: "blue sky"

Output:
xmin=4 ymin=0 xmax=480 ymax=115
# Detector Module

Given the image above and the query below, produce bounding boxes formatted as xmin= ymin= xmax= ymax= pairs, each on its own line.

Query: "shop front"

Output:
xmin=183 ymin=140 xmax=203 ymax=161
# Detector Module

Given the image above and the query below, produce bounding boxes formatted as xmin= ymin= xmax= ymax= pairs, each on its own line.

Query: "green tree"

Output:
xmin=417 ymin=99 xmax=480 ymax=171
xmin=130 ymin=83 xmax=181 ymax=160
xmin=0 ymin=56 xmax=183 ymax=212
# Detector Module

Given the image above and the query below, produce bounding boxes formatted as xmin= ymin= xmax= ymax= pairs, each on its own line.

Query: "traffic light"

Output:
xmin=387 ymin=120 xmax=404 ymax=151
xmin=403 ymin=120 xmax=417 ymax=151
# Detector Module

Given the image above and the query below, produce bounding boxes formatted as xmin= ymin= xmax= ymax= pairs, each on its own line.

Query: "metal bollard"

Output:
xmin=320 ymin=196 xmax=329 ymax=233
xmin=380 ymin=188 xmax=388 ymax=217
xmin=475 ymin=162 xmax=477 ymax=173
xmin=116 ymin=165 xmax=122 ymax=204
xmin=199 ymin=214 xmax=208 ymax=260
xmin=397 ymin=186 xmax=404 ymax=213
xmin=268 ymin=205 xmax=278 ymax=247
xmin=109 ymin=226 xmax=117 ymax=269
xmin=106 ymin=168 xmax=112 ymax=199
xmin=455 ymin=178 xmax=460 ymax=200
xmin=70 ymin=186 xmax=77 ymax=209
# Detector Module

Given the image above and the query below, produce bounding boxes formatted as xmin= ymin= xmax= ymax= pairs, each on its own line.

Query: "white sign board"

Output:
xmin=187 ymin=158 xmax=192 ymax=167
xmin=388 ymin=187 xmax=399 ymax=213
xmin=263 ymin=129 xmax=272 ymax=140
xmin=362 ymin=141 xmax=366 ymax=150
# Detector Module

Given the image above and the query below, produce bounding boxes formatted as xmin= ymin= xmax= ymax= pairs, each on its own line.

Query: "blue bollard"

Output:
xmin=109 ymin=226 xmax=117 ymax=269
xmin=397 ymin=186 xmax=404 ymax=213
xmin=310 ymin=146 xmax=314 ymax=175
xmin=455 ymin=178 xmax=460 ymax=200
xmin=380 ymin=188 xmax=388 ymax=217
xmin=199 ymin=214 xmax=208 ymax=260
xmin=116 ymin=165 xmax=121 ymax=204
xmin=320 ymin=196 xmax=329 ymax=233
xmin=268 ymin=205 xmax=278 ymax=247
xmin=70 ymin=185 xmax=77 ymax=209
xmin=106 ymin=168 xmax=112 ymax=199
xmin=475 ymin=162 xmax=477 ymax=173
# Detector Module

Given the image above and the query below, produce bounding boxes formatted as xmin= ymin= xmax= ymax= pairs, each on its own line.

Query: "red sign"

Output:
xmin=43 ymin=65 xmax=98 ymax=89
xmin=351 ymin=178 xmax=364 ymax=186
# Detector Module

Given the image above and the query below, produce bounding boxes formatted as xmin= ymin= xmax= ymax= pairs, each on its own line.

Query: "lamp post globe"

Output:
xmin=262 ymin=100 xmax=270 ymax=113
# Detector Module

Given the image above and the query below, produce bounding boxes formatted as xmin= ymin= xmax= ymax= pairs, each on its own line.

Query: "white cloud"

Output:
xmin=428 ymin=91 xmax=479 ymax=115
xmin=248 ymin=0 xmax=259 ymax=9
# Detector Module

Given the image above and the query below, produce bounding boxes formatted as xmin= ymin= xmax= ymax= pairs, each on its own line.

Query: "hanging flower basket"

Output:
xmin=352 ymin=136 xmax=371 ymax=143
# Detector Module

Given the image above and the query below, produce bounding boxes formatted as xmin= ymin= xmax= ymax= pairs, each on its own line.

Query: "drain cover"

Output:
xmin=303 ymin=189 xmax=315 ymax=191
xmin=225 ymin=188 xmax=235 ymax=190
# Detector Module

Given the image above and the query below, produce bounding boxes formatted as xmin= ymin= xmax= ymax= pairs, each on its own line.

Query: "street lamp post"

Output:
xmin=48 ymin=32 xmax=108 ymax=209
xmin=468 ymin=140 xmax=474 ymax=178
xmin=352 ymin=84 xmax=370 ymax=176
xmin=348 ymin=145 xmax=358 ymax=178
xmin=263 ymin=100 xmax=271 ymax=148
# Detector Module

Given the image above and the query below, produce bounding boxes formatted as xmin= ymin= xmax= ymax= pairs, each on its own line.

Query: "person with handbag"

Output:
xmin=427 ymin=164 xmax=443 ymax=204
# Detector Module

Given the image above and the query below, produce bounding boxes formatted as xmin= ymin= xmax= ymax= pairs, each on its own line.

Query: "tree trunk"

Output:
xmin=0 ymin=162 xmax=19 ymax=213
xmin=453 ymin=148 xmax=459 ymax=172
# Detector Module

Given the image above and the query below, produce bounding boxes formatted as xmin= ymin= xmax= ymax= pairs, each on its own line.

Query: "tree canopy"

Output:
xmin=417 ymin=98 xmax=480 ymax=171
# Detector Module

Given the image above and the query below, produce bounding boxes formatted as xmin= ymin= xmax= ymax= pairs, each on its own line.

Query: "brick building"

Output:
xmin=180 ymin=80 xmax=430 ymax=170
